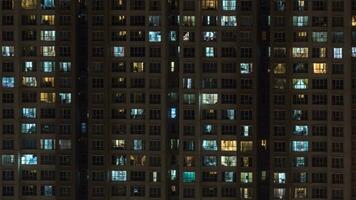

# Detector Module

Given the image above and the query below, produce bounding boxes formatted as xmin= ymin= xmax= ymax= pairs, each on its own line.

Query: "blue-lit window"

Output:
xmin=41 ymin=0 xmax=55 ymax=9
xmin=24 ymin=61 xmax=35 ymax=72
xmin=169 ymin=31 xmax=177 ymax=41
xmin=149 ymin=31 xmax=161 ymax=42
xmin=41 ymin=61 xmax=55 ymax=72
xmin=113 ymin=46 xmax=125 ymax=57
xmin=59 ymin=93 xmax=72 ymax=104
xmin=205 ymin=47 xmax=216 ymax=57
xmin=240 ymin=63 xmax=253 ymax=74
xmin=203 ymin=124 xmax=215 ymax=134
xmin=183 ymin=171 xmax=196 ymax=183
xmin=21 ymin=123 xmax=36 ymax=134
xmin=42 ymin=185 xmax=54 ymax=197
xmin=1 ymin=46 xmax=14 ymax=56
xmin=333 ymin=48 xmax=343 ymax=59
xmin=130 ymin=108 xmax=144 ymax=119
xmin=292 ymin=79 xmax=308 ymax=89
xmin=111 ymin=170 xmax=127 ymax=181
xmin=21 ymin=154 xmax=37 ymax=165
xmin=22 ymin=108 xmax=36 ymax=118
xmin=293 ymin=125 xmax=308 ymax=135
xmin=41 ymin=139 xmax=55 ymax=150
xmin=203 ymin=156 xmax=217 ymax=166
xmin=225 ymin=109 xmax=236 ymax=120
xmin=169 ymin=107 xmax=177 ymax=119
xmin=222 ymin=0 xmax=236 ymax=10
xmin=223 ymin=171 xmax=235 ymax=182
xmin=292 ymin=141 xmax=308 ymax=152
xmin=294 ymin=157 xmax=306 ymax=167
xmin=202 ymin=140 xmax=218 ymax=151
xmin=133 ymin=139 xmax=143 ymax=151
xmin=221 ymin=16 xmax=237 ymax=26
xmin=59 ymin=62 xmax=71 ymax=72
xmin=2 ymin=77 xmax=15 ymax=88
xmin=202 ymin=31 xmax=217 ymax=41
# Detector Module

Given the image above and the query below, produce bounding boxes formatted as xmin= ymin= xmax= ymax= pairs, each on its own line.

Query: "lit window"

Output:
xmin=22 ymin=108 xmax=36 ymax=118
xmin=169 ymin=107 xmax=177 ymax=119
xmin=183 ymin=172 xmax=196 ymax=183
xmin=169 ymin=31 xmax=177 ymax=41
xmin=221 ymin=140 xmax=237 ymax=151
xmin=222 ymin=0 xmax=237 ymax=10
xmin=292 ymin=141 xmax=308 ymax=152
xmin=273 ymin=63 xmax=286 ymax=74
xmin=1 ymin=46 xmax=14 ymax=56
xmin=1 ymin=155 xmax=15 ymax=165
xmin=22 ymin=77 xmax=37 ymax=87
xmin=293 ymin=125 xmax=308 ymax=135
xmin=21 ymin=123 xmax=36 ymax=134
xmin=240 ymin=172 xmax=253 ymax=183
xmin=352 ymin=16 xmax=356 ymax=26
xmin=113 ymin=46 xmax=124 ymax=57
xmin=202 ymin=93 xmax=218 ymax=104
xmin=203 ymin=156 xmax=217 ymax=166
xmin=24 ymin=61 xmax=35 ymax=72
xmin=183 ymin=78 xmax=193 ymax=89
xmin=205 ymin=47 xmax=216 ymax=57
xmin=148 ymin=31 xmax=161 ymax=42
xmin=42 ymin=185 xmax=54 ymax=197
xmin=40 ymin=139 xmax=55 ymax=150
xmin=333 ymin=48 xmax=343 ymax=59
xmin=59 ymin=62 xmax=71 ymax=72
xmin=202 ymin=140 xmax=218 ymax=151
xmin=130 ymin=108 xmax=144 ymax=119
xmin=40 ymin=92 xmax=56 ymax=103
xmin=41 ymin=46 xmax=56 ymax=56
xmin=275 ymin=0 xmax=286 ymax=11
xmin=240 ymin=141 xmax=253 ymax=152
xmin=294 ymin=157 xmax=306 ymax=167
xmin=41 ymin=15 xmax=55 ymax=25
xmin=59 ymin=93 xmax=72 ymax=104
xmin=41 ymin=0 xmax=55 ymax=9
xmin=221 ymin=156 xmax=237 ymax=166
xmin=273 ymin=173 xmax=286 ymax=184
xmin=133 ymin=139 xmax=144 ymax=151
xmin=2 ymin=77 xmax=15 ymax=88
xmin=225 ymin=109 xmax=236 ymax=120
xmin=132 ymin=62 xmax=144 ymax=72
xmin=21 ymin=154 xmax=37 ymax=165
xmin=292 ymin=79 xmax=308 ymax=90
xmin=221 ymin=16 xmax=237 ymax=26
xmin=182 ymin=16 xmax=196 ymax=27
xmin=112 ymin=139 xmax=125 ymax=150
xmin=202 ymin=0 xmax=217 ymax=10
xmin=241 ymin=125 xmax=251 ymax=137
xmin=294 ymin=188 xmax=307 ymax=199
xmin=223 ymin=172 xmax=235 ymax=182
xmin=240 ymin=63 xmax=253 ymax=74
xmin=41 ymin=30 xmax=56 ymax=41
xmin=274 ymin=188 xmax=286 ymax=199
xmin=292 ymin=47 xmax=308 ymax=58
xmin=313 ymin=63 xmax=327 ymax=74
xmin=111 ymin=170 xmax=127 ymax=181
xmin=203 ymin=124 xmax=215 ymax=134
xmin=22 ymin=0 xmax=37 ymax=9
xmin=292 ymin=16 xmax=308 ymax=27
xmin=312 ymin=32 xmax=327 ymax=42
xmin=41 ymin=61 xmax=55 ymax=72
xmin=202 ymin=31 xmax=217 ymax=42
xmin=58 ymin=139 xmax=71 ymax=150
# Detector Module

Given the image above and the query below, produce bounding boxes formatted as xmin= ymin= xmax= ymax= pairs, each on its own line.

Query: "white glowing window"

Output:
xmin=148 ymin=31 xmax=161 ymax=42
xmin=41 ymin=61 xmax=55 ymax=72
xmin=292 ymin=47 xmax=308 ymax=58
xmin=292 ymin=79 xmax=308 ymax=90
xmin=21 ymin=154 xmax=37 ymax=165
xmin=292 ymin=16 xmax=308 ymax=27
xmin=1 ymin=46 xmax=14 ymax=56
xmin=2 ymin=77 xmax=15 ymax=88
xmin=59 ymin=93 xmax=72 ymax=104
xmin=202 ymin=93 xmax=218 ymax=104
xmin=292 ymin=141 xmax=308 ymax=152
xmin=240 ymin=172 xmax=253 ymax=183
xmin=240 ymin=63 xmax=253 ymax=74
xmin=111 ymin=170 xmax=127 ymax=181
xmin=221 ymin=16 xmax=237 ymax=26
xmin=21 ymin=123 xmax=36 ymax=134
xmin=221 ymin=156 xmax=237 ymax=166
xmin=41 ymin=139 xmax=55 ymax=150
xmin=293 ymin=125 xmax=308 ymax=135
xmin=22 ymin=77 xmax=37 ymax=87
xmin=273 ymin=172 xmax=286 ymax=184
xmin=333 ymin=48 xmax=343 ymax=59
xmin=41 ymin=46 xmax=56 ymax=56
xmin=222 ymin=0 xmax=237 ymax=10
xmin=41 ymin=30 xmax=56 ymax=41
xmin=22 ymin=108 xmax=36 ymax=118
xmin=202 ymin=140 xmax=218 ymax=151
xmin=202 ymin=31 xmax=217 ymax=41
xmin=113 ymin=46 xmax=124 ymax=57
xmin=205 ymin=47 xmax=216 ymax=57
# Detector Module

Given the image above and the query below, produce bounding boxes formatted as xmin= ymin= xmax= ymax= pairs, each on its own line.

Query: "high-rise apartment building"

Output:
xmin=1 ymin=0 xmax=356 ymax=200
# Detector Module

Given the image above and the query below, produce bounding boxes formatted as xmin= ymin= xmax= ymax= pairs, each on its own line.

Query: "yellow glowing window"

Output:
xmin=22 ymin=0 xmax=37 ymax=9
xmin=41 ymin=77 xmax=55 ymax=87
xmin=298 ymin=32 xmax=307 ymax=37
xmin=22 ymin=77 xmax=37 ymax=87
xmin=40 ymin=93 xmax=55 ymax=103
xmin=273 ymin=63 xmax=286 ymax=74
xmin=202 ymin=0 xmax=217 ymax=10
xmin=353 ymin=16 xmax=356 ymax=26
xmin=292 ymin=47 xmax=308 ymax=58
xmin=221 ymin=140 xmax=237 ymax=151
xmin=240 ymin=141 xmax=253 ymax=152
xmin=313 ymin=63 xmax=327 ymax=74
xmin=132 ymin=62 xmax=144 ymax=72
xmin=41 ymin=15 xmax=55 ymax=25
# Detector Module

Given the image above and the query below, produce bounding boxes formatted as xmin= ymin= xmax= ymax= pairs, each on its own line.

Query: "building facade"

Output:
xmin=0 ymin=0 xmax=356 ymax=200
